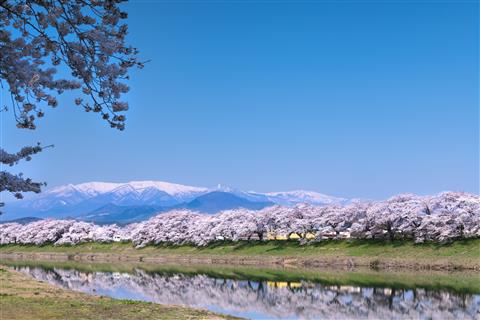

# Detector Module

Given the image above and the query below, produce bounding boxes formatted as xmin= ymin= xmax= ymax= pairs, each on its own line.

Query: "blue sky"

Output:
xmin=2 ymin=0 xmax=478 ymax=199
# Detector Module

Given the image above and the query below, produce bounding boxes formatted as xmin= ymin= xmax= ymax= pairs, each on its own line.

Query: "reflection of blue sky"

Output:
xmin=206 ymin=305 xmax=298 ymax=320
xmin=75 ymin=285 xmax=152 ymax=302
xmin=404 ymin=290 xmax=414 ymax=301
xmin=93 ymin=287 xmax=154 ymax=303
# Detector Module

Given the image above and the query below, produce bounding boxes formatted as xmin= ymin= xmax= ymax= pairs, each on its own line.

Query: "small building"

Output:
xmin=339 ymin=231 xmax=351 ymax=239
xmin=320 ymin=231 xmax=337 ymax=239
xmin=266 ymin=232 xmax=316 ymax=240
xmin=305 ymin=232 xmax=316 ymax=239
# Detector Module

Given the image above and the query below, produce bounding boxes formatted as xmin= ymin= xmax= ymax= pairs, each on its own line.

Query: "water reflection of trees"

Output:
xmin=16 ymin=267 xmax=479 ymax=320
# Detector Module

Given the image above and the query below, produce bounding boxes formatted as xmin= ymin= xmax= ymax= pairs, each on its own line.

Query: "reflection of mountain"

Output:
xmin=16 ymin=266 xmax=479 ymax=320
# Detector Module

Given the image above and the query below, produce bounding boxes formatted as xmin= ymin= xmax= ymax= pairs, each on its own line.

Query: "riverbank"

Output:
xmin=0 ymin=266 xmax=237 ymax=320
xmin=1 ymin=239 xmax=479 ymax=270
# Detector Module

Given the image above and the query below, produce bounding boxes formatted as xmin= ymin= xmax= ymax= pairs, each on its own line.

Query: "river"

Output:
xmin=5 ymin=261 xmax=479 ymax=319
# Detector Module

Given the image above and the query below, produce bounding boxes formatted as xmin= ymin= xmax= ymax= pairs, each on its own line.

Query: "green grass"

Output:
xmin=1 ymin=238 xmax=479 ymax=257
xmin=191 ymin=238 xmax=480 ymax=259
xmin=0 ymin=238 xmax=478 ymax=255
xmin=0 ymin=266 xmax=237 ymax=320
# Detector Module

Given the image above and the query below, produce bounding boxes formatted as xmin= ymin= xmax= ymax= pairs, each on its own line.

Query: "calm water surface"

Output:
xmin=10 ymin=263 xmax=480 ymax=320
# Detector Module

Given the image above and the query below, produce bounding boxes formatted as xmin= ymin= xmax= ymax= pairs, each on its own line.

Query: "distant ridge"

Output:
xmin=1 ymin=180 xmax=347 ymax=224
xmin=178 ymin=191 xmax=274 ymax=214
xmin=0 ymin=217 xmax=43 ymax=225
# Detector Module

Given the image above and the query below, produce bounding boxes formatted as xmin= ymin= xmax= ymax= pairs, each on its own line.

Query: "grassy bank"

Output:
xmin=1 ymin=238 xmax=479 ymax=269
xmin=0 ymin=266 xmax=237 ymax=320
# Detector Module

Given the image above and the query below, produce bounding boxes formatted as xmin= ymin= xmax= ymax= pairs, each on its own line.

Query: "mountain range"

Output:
xmin=1 ymin=180 xmax=348 ymax=224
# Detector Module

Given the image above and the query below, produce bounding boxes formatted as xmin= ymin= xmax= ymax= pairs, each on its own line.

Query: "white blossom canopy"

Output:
xmin=1 ymin=192 xmax=478 ymax=246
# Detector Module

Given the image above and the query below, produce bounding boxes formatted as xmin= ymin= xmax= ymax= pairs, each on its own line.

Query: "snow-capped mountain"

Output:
xmin=54 ymin=181 xmax=209 ymax=201
xmin=4 ymin=181 xmax=209 ymax=219
xmin=261 ymin=190 xmax=347 ymax=206
xmin=1 ymin=180 xmax=347 ymax=223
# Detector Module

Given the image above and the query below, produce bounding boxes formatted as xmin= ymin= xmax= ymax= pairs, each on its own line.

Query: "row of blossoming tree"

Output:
xmin=0 ymin=192 xmax=478 ymax=247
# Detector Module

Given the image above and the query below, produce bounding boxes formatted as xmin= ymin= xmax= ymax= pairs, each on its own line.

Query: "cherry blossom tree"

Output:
xmin=0 ymin=0 xmax=143 ymax=213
